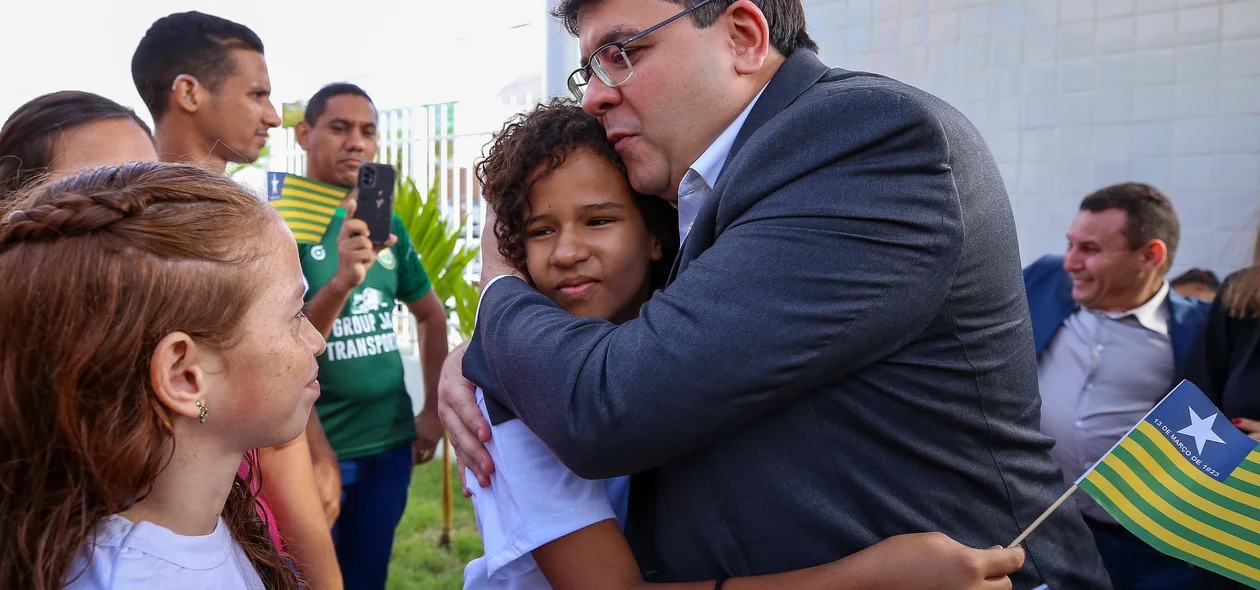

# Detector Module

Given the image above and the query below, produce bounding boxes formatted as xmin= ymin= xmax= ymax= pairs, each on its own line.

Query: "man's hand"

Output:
xmin=311 ymin=457 xmax=342 ymax=527
xmin=335 ymin=197 xmax=398 ymax=290
xmin=851 ymin=533 xmax=1025 ymax=590
xmin=1233 ymin=417 xmax=1260 ymax=443
xmin=414 ymin=409 xmax=443 ymax=465
xmin=438 ymin=342 xmax=495 ymax=487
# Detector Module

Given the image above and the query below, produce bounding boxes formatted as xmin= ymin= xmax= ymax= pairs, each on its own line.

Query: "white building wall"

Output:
xmin=804 ymin=0 xmax=1260 ymax=275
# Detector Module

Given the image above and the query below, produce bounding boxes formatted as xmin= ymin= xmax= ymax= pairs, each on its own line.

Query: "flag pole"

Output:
xmin=1006 ymin=383 xmax=1187 ymax=548
xmin=439 ymin=432 xmax=453 ymax=549
xmin=1008 ymin=484 xmax=1077 ymax=548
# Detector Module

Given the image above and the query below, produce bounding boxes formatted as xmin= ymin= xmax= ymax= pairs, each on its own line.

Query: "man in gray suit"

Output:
xmin=441 ymin=1 xmax=1111 ymax=588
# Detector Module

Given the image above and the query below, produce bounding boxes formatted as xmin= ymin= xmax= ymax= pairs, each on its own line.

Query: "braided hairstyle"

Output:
xmin=0 ymin=162 xmax=299 ymax=590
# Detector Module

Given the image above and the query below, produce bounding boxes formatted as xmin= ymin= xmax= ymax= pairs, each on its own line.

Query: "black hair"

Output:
xmin=1170 ymin=268 xmax=1220 ymax=290
xmin=304 ymin=83 xmax=375 ymax=126
xmin=1080 ymin=182 xmax=1180 ymax=270
xmin=131 ymin=11 xmax=265 ymax=120
xmin=554 ymin=0 xmax=817 ymax=56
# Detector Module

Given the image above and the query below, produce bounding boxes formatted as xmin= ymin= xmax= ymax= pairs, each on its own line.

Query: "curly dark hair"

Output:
xmin=477 ymin=99 xmax=678 ymax=290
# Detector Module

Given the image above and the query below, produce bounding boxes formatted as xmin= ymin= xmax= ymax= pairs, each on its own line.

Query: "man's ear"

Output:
xmin=295 ymin=120 xmax=313 ymax=150
xmin=725 ymin=0 xmax=773 ymax=76
xmin=1142 ymin=239 xmax=1169 ymax=274
xmin=149 ymin=332 xmax=214 ymax=423
xmin=170 ymin=74 xmax=204 ymax=116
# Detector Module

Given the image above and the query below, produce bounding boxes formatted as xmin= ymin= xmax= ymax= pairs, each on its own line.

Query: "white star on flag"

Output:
xmin=1177 ymin=407 xmax=1226 ymax=455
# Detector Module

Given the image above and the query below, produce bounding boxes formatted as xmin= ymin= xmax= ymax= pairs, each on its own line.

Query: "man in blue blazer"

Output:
xmin=1024 ymin=182 xmax=1209 ymax=590
xmin=442 ymin=1 xmax=1109 ymax=588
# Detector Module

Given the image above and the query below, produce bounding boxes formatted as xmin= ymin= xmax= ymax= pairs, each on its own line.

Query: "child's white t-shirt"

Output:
xmin=63 ymin=514 xmax=264 ymax=589
xmin=463 ymin=388 xmax=630 ymax=590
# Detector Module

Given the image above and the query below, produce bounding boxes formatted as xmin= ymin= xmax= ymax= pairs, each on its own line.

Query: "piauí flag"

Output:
xmin=1078 ymin=380 xmax=1260 ymax=588
xmin=266 ymin=172 xmax=346 ymax=244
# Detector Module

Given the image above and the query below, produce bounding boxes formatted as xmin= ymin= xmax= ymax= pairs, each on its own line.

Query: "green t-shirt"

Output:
xmin=300 ymin=210 xmax=432 ymax=460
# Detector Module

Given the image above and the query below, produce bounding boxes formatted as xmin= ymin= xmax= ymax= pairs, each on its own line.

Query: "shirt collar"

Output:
xmin=678 ymin=83 xmax=769 ymax=199
xmin=1091 ymin=282 xmax=1171 ymax=336
xmin=106 ymin=515 xmax=233 ymax=570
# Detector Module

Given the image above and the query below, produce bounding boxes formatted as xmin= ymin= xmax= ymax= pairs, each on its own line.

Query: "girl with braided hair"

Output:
xmin=0 ymin=162 xmax=323 ymax=590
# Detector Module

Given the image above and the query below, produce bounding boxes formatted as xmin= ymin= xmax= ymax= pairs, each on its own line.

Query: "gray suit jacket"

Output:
xmin=465 ymin=49 xmax=1110 ymax=588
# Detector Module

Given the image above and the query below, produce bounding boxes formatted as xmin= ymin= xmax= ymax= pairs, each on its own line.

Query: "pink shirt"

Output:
xmin=239 ymin=450 xmax=285 ymax=552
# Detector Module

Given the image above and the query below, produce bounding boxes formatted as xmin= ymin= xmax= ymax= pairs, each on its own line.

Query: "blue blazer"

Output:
xmin=1023 ymin=255 xmax=1210 ymax=371
xmin=467 ymin=50 xmax=1110 ymax=588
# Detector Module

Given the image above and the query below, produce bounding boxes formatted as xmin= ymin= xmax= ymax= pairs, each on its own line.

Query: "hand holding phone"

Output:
xmin=354 ymin=162 xmax=396 ymax=245
xmin=333 ymin=188 xmax=397 ymax=290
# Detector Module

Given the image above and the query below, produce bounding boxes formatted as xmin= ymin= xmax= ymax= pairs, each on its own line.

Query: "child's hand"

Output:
xmin=850 ymin=532 xmax=1025 ymax=590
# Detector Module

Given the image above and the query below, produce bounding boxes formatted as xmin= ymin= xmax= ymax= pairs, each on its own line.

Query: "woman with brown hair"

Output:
xmin=0 ymin=91 xmax=156 ymax=197
xmin=0 ymin=162 xmax=324 ymax=589
xmin=1184 ymin=228 xmax=1260 ymax=590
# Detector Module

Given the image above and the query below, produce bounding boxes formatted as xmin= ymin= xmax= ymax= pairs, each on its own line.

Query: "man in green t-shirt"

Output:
xmin=295 ymin=83 xmax=449 ymax=590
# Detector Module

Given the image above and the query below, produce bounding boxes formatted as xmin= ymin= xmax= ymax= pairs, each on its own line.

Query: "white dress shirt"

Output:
xmin=675 ymin=84 xmax=768 ymax=241
xmin=1037 ymin=282 xmax=1175 ymax=523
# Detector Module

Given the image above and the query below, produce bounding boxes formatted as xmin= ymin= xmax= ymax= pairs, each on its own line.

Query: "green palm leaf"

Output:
xmin=393 ymin=176 xmax=480 ymax=340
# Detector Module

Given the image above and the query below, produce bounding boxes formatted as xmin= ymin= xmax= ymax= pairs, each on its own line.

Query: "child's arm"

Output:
xmin=472 ymin=389 xmax=1022 ymax=590
xmin=258 ymin=433 xmax=344 ymax=590
xmin=532 ymin=522 xmax=1024 ymax=590
xmin=305 ymin=412 xmax=341 ymax=527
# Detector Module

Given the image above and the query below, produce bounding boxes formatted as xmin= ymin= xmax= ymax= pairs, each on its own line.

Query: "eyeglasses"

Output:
xmin=567 ymin=0 xmax=718 ymax=100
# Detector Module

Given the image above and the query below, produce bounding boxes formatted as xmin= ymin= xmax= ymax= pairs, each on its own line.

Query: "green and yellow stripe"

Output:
xmin=269 ymin=174 xmax=346 ymax=244
xmin=283 ymin=176 xmax=345 ymax=201
xmin=1081 ymin=421 xmax=1260 ymax=588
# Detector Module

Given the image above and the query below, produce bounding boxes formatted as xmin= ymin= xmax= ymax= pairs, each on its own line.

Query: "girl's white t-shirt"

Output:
xmin=64 ymin=514 xmax=264 ymax=589
xmin=463 ymin=388 xmax=630 ymax=590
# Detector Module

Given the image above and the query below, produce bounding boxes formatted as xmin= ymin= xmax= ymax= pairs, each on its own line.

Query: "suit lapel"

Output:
xmin=666 ymin=50 xmax=833 ymax=284
xmin=1166 ymin=291 xmax=1199 ymax=370
xmin=666 ymin=219 xmax=686 ymax=283
xmin=1032 ymin=270 xmax=1076 ymax=357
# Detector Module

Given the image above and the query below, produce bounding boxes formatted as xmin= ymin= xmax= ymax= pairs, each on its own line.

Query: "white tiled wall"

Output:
xmin=805 ymin=0 xmax=1260 ymax=275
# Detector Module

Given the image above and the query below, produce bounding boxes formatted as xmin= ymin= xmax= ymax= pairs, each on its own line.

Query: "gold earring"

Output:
xmin=195 ymin=400 xmax=208 ymax=424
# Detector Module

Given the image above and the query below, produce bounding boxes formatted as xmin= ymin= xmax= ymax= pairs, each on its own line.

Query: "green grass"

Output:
xmin=386 ymin=458 xmax=484 ymax=590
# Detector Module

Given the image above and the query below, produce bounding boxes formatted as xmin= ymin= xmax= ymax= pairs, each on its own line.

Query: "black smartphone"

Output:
xmin=355 ymin=162 xmax=396 ymax=245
